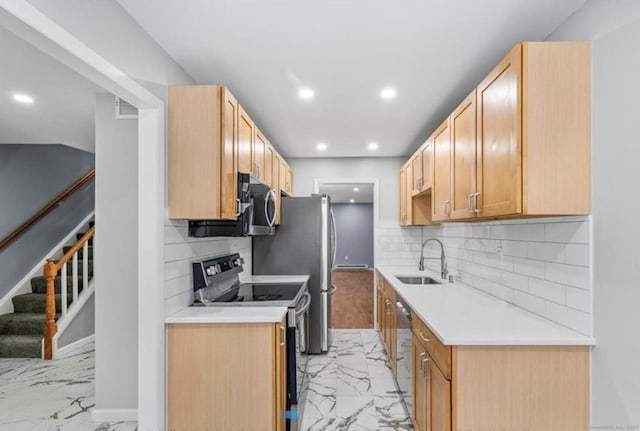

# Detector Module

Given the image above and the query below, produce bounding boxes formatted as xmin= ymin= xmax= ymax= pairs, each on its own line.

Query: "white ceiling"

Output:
xmin=0 ymin=25 xmax=98 ymax=153
xmin=319 ymin=183 xmax=374 ymax=204
xmin=117 ymin=0 xmax=586 ymax=158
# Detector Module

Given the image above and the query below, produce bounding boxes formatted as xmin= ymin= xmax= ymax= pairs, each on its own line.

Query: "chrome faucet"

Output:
xmin=419 ymin=238 xmax=448 ymax=280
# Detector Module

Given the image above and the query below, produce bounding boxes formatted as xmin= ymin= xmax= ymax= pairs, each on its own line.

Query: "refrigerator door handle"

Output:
xmin=330 ymin=208 xmax=337 ymax=269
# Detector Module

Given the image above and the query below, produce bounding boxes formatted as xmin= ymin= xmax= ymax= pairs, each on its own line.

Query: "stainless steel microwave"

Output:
xmin=188 ymin=173 xmax=276 ymax=237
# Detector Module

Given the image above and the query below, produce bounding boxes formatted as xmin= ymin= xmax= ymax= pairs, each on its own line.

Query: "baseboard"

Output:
xmin=91 ymin=408 xmax=138 ymax=422
xmin=55 ymin=334 xmax=95 ymax=358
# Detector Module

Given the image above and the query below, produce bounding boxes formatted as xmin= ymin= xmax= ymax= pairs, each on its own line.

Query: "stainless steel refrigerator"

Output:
xmin=253 ymin=195 xmax=336 ymax=354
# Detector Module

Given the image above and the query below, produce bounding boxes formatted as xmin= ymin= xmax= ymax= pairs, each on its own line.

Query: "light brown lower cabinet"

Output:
xmin=410 ymin=323 xmax=590 ymax=431
xmin=167 ymin=320 xmax=287 ymax=431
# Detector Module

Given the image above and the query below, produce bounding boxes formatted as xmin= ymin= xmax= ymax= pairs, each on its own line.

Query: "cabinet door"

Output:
xmin=411 ymin=152 xmax=423 ymax=195
xmin=286 ymin=167 xmax=293 ymax=195
xmin=476 ymin=44 xmax=522 ymax=217
xmin=399 ymin=167 xmax=408 ymax=225
xmin=406 ymin=161 xmax=414 ymax=225
xmin=238 ymin=105 xmax=254 ymax=175
xmin=221 ymin=88 xmax=239 ymax=219
xmin=273 ymin=152 xmax=282 ymax=225
xmin=275 ymin=319 xmax=287 ymax=431
xmin=421 ymin=140 xmax=433 ymax=190
xmin=450 ymin=90 xmax=478 ymax=220
xmin=376 ymin=276 xmax=384 ymax=333
xmin=432 ymin=119 xmax=452 ymax=222
xmin=264 ymin=144 xmax=274 ymax=187
xmin=427 ymin=358 xmax=451 ymax=431
xmin=279 ymin=158 xmax=288 ymax=195
xmin=254 ymin=128 xmax=267 ymax=180
xmin=412 ymin=335 xmax=428 ymax=431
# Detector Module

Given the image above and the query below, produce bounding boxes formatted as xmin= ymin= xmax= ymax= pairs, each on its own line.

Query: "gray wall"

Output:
xmin=58 ymin=293 xmax=95 ymax=348
xmin=94 ymin=92 xmax=138 ymax=411
xmin=0 ymin=144 xmax=94 ymax=297
xmin=333 ymin=203 xmax=374 ymax=267
xmin=548 ymin=1 xmax=640 ymax=426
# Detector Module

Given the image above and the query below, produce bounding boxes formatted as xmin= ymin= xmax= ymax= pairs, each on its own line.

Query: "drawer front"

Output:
xmin=412 ymin=317 xmax=452 ymax=380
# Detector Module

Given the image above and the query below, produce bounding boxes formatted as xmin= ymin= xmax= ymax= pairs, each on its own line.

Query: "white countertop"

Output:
xmin=376 ymin=266 xmax=595 ymax=346
xmin=166 ymin=306 xmax=288 ymax=324
xmin=165 ymin=274 xmax=309 ymax=324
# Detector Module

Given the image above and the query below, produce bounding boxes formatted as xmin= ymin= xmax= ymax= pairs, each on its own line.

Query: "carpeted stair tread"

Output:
xmin=12 ymin=293 xmax=73 ymax=314
xmin=0 ymin=334 xmax=42 ymax=358
xmin=0 ymin=313 xmax=59 ymax=335
xmin=30 ymin=275 xmax=89 ymax=294
xmin=63 ymin=245 xmax=93 ymax=259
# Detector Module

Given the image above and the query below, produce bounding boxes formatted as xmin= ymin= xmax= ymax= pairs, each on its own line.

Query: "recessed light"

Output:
xmin=298 ymin=88 xmax=314 ymax=100
xmin=349 ymin=199 xmax=355 ymax=203
xmin=367 ymin=142 xmax=379 ymax=151
xmin=353 ymin=187 xmax=359 ymax=192
xmin=13 ymin=93 xmax=34 ymax=104
xmin=316 ymin=142 xmax=327 ymax=151
xmin=380 ymin=87 xmax=397 ymax=100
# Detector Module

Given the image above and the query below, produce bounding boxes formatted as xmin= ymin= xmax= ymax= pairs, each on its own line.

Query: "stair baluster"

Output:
xmin=42 ymin=226 xmax=94 ymax=360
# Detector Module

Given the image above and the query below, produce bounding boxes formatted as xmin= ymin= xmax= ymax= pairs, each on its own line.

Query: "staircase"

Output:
xmin=0 ymin=230 xmax=93 ymax=358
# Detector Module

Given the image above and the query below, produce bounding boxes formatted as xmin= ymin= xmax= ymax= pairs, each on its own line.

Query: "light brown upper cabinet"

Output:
xmin=168 ymin=85 xmax=294 ymax=220
xmin=168 ymin=86 xmax=238 ymax=220
xmin=421 ymin=139 xmax=433 ymax=191
xmin=473 ymin=42 xmax=591 ymax=218
xmin=450 ymin=90 xmax=478 ymax=219
xmin=253 ymin=128 xmax=267 ymax=181
xmin=410 ymin=152 xmax=423 ymax=196
xmin=432 ymin=119 xmax=452 ymax=222
xmin=272 ymin=152 xmax=282 ymax=225
xmin=264 ymin=143 xmax=274 ymax=188
xmin=279 ymin=158 xmax=293 ymax=196
xmin=238 ymin=105 xmax=254 ymax=176
xmin=399 ymin=164 xmax=408 ymax=225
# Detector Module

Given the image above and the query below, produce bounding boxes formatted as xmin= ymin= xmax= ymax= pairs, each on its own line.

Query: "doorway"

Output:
xmin=315 ymin=179 xmax=377 ymax=329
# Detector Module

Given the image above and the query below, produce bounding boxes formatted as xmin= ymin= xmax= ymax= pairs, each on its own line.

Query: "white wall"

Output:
xmin=94 ymin=92 xmax=138 ymax=412
xmin=290 ymin=157 xmax=405 ymax=223
xmin=548 ymin=1 xmax=640 ymax=425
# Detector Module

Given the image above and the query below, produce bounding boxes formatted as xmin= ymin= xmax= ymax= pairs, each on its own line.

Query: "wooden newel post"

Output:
xmin=43 ymin=259 xmax=58 ymax=360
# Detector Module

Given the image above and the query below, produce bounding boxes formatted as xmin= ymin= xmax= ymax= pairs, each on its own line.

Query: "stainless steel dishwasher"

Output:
xmin=395 ymin=296 xmax=413 ymax=415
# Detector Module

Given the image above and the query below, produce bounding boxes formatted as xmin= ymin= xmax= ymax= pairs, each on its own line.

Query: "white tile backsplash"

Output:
xmin=164 ymin=218 xmax=251 ymax=316
xmin=378 ymin=216 xmax=592 ymax=336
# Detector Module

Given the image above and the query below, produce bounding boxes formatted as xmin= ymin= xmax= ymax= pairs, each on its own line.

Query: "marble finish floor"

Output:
xmin=300 ymin=329 xmax=414 ymax=431
xmin=0 ymin=340 xmax=137 ymax=431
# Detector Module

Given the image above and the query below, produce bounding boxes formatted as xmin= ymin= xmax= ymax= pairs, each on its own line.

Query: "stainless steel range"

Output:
xmin=192 ymin=253 xmax=310 ymax=429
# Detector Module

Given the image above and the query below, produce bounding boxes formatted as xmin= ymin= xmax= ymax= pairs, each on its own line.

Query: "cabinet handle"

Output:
xmin=473 ymin=192 xmax=481 ymax=213
xmin=468 ymin=193 xmax=474 ymax=213
xmin=279 ymin=325 xmax=286 ymax=346
xmin=444 ymin=200 xmax=450 ymax=216
xmin=419 ymin=352 xmax=426 ymax=375
xmin=422 ymin=357 xmax=430 ymax=380
xmin=419 ymin=332 xmax=430 ymax=344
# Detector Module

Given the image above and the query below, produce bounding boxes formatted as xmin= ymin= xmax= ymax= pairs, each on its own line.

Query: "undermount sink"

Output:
xmin=395 ymin=275 xmax=442 ymax=285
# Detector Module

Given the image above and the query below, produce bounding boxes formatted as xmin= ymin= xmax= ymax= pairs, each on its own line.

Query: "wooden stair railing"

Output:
xmin=0 ymin=169 xmax=95 ymax=252
xmin=43 ymin=226 xmax=95 ymax=360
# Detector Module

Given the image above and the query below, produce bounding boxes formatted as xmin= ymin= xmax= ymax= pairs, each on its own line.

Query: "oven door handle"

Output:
xmin=295 ymin=291 xmax=312 ymax=317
